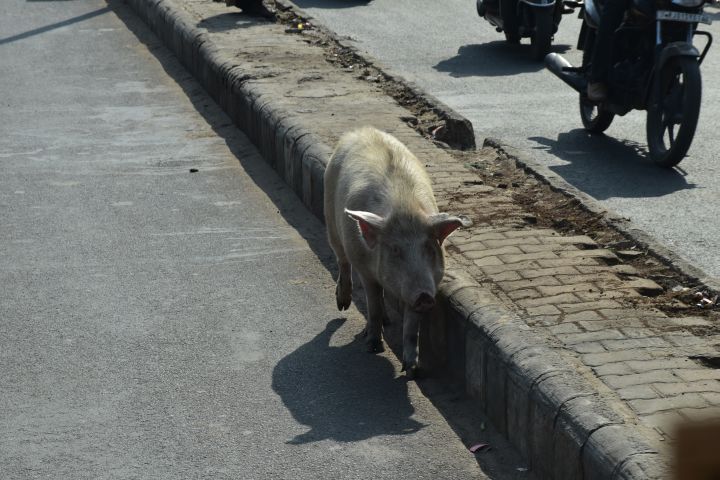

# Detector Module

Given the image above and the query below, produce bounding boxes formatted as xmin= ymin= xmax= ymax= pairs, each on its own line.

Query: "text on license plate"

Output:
xmin=657 ymin=10 xmax=712 ymax=25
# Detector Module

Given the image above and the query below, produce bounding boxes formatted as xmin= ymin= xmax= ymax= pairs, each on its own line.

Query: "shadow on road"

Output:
xmin=434 ymin=41 xmax=570 ymax=77
xmin=529 ymin=130 xmax=696 ymax=200
xmin=0 ymin=6 xmax=110 ymax=45
xmin=291 ymin=0 xmax=373 ymax=9
xmin=272 ymin=318 xmax=424 ymax=444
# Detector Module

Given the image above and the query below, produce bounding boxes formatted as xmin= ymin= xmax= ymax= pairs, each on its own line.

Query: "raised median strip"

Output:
xmin=123 ymin=0 xmax=720 ymax=477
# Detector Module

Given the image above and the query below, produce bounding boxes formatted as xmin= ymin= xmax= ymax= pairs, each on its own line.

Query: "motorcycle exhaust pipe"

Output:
xmin=544 ymin=53 xmax=587 ymax=93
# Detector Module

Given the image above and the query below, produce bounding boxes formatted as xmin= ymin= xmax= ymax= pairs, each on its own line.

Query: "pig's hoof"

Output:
xmin=366 ymin=338 xmax=384 ymax=353
xmin=335 ymin=284 xmax=351 ymax=311
xmin=401 ymin=362 xmax=419 ymax=380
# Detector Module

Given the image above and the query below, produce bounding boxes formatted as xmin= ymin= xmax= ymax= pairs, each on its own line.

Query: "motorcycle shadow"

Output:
xmin=529 ymin=130 xmax=696 ymax=200
xmin=434 ymin=41 xmax=571 ymax=77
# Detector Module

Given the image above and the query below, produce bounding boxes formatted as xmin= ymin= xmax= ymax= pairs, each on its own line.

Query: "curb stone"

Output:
xmin=125 ymin=0 xmax=668 ymax=477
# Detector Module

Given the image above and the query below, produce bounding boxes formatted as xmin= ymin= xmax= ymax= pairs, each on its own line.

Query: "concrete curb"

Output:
xmin=125 ymin=1 xmax=667 ymax=477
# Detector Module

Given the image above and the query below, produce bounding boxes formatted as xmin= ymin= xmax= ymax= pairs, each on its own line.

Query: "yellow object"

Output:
xmin=298 ymin=23 xmax=304 ymax=30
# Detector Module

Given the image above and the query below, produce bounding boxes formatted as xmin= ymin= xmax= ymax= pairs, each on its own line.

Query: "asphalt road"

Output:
xmin=292 ymin=0 xmax=720 ymax=281
xmin=0 ymin=1 xmax=528 ymax=478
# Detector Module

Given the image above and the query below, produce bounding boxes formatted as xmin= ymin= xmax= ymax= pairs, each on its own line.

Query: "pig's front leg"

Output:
xmin=361 ymin=275 xmax=385 ymax=353
xmin=335 ymin=260 xmax=352 ymax=311
xmin=401 ymin=306 xmax=422 ymax=379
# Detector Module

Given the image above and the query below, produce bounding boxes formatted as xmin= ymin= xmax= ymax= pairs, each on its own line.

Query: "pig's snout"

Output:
xmin=412 ymin=292 xmax=436 ymax=312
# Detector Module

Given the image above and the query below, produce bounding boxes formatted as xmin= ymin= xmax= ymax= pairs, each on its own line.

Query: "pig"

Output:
xmin=323 ymin=126 xmax=471 ymax=378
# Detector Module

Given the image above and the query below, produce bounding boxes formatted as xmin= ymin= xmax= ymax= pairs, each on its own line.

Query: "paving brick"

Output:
xmin=653 ymin=381 xmax=720 ymax=396
xmin=536 ymin=283 xmax=595 ymax=296
xmin=619 ymin=327 xmax=655 ymax=338
xmin=571 ymin=342 xmax=607 ymax=354
xmin=518 ymin=293 xmax=580 ymax=308
xmin=517 ymin=243 xmax=574 ymax=254
xmin=503 ymin=228 xmax=557 ymax=238
xmin=464 ymin=246 xmax=522 ymax=259
xmin=556 ymin=329 xmax=625 ymax=345
xmin=600 ymin=337 xmax=671 ymax=351
xmin=538 ymin=234 xmax=597 ymax=246
xmin=497 ymin=276 xmax=561 ymax=291
xmin=623 ymin=279 xmax=664 ymax=296
xmin=629 ymin=394 xmax=708 ymax=415
xmin=469 ymin=231 xmax=508 ymax=242
xmin=482 ymin=260 xmax=541 ymax=275
xmin=535 ymin=257 xmax=602 ymax=268
xmin=576 ymin=289 xmax=641 ymax=301
xmin=700 ymin=392 xmax=720 ymax=405
xmin=489 ymin=271 xmax=522 ymax=282
xmin=521 ymin=266 xmax=579 ymax=279
xmin=473 ymin=256 xmax=504 ymax=267
xmin=593 ymin=362 xmax=633 ymax=376
xmin=548 ymin=323 xmax=582 ymax=335
xmin=617 ymin=385 xmax=659 ymax=400
xmin=680 ymin=407 xmax=720 ymax=423
xmin=557 ymin=299 xmax=623 ymax=314
xmin=499 ymin=251 xmax=558 ymax=264
xmin=583 ymin=349 xmax=653 ymax=366
xmin=483 ymin=237 xmax=541 ymax=249
xmin=453 ymin=241 xmax=487 ymax=253
xmin=525 ymin=305 xmax=561 ymax=316
xmin=530 ymin=315 xmax=562 ymax=326
xmin=641 ymin=411 xmax=684 ymax=438
xmin=625 ymin=358 xmax=697 ymax=373
xmin=507 ymin=288 xmax=540 ymax=301
xmin=577 ymin=264 xmax=639 ymax=275
xmin=603 ymin=370 xmax=680 ymax=389
xmin=668 ymin=316 xmax=712 ymax=327
xmin=556 ymin=273 xmax=620 ymax=286
xmin=559 ymin=249 xmax=619 ymax=262
xmin=663 ymin=333 xmax=710 ymax=348
xmin=564 ymin=310 xmax=603 ymax=322
xmin=673 ymin=369 xmax=720 ymax=382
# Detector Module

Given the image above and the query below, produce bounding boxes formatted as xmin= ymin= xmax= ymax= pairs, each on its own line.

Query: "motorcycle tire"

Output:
xmin=500 ymin=0 xmax=520 ymax=44
xmin=578 ymin=26 xmax=614 ymax=133
xmin=530 ymin=8 xmax=553 ymax=61
xmin=646 ymin=56 xmax=702 ymax=168
xmin=579 ymin=97 xmax=615 ymax=133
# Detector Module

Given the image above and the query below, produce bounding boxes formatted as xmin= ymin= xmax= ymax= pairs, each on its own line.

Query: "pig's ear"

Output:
xmin=429 ymin=213 xmax=472 ymax=244
xmin=345 ymin=209 xmax=386 ymax=249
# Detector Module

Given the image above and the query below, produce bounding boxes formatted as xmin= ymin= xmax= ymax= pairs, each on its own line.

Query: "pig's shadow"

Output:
xmin=272 ymin=318 xmax=425 ymax=444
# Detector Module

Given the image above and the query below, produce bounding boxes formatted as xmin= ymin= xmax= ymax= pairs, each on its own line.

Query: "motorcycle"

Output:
xmin=476 ymin=0 xmax=579 ymax=59
xmin=545 ymin=0 xmax=713 ymax=167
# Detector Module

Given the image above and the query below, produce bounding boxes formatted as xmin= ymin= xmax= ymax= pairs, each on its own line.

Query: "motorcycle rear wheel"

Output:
xmin=579 ymin=97 xmax=615 ymax=133
xmin=646 ymin=56 xmax=702 ymax=168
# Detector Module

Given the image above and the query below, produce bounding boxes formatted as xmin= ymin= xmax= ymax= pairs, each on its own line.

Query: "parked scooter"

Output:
xmin=545 ymin=0 xmax=713 ymax=167
xmin=476 ymin=0 xmax=579 ymax=59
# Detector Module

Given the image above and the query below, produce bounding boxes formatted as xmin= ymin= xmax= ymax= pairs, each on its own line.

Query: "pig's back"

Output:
xmin=330 ymin=127 xmax=437 ymax=217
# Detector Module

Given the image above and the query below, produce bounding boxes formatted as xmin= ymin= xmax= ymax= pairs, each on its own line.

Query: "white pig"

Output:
xmin=324 ymin=127 xmax=470 ymax=378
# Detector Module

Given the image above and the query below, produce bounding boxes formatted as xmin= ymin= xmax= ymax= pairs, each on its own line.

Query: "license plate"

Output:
xmin=657 ymin=10 xmax=712 ymax=25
